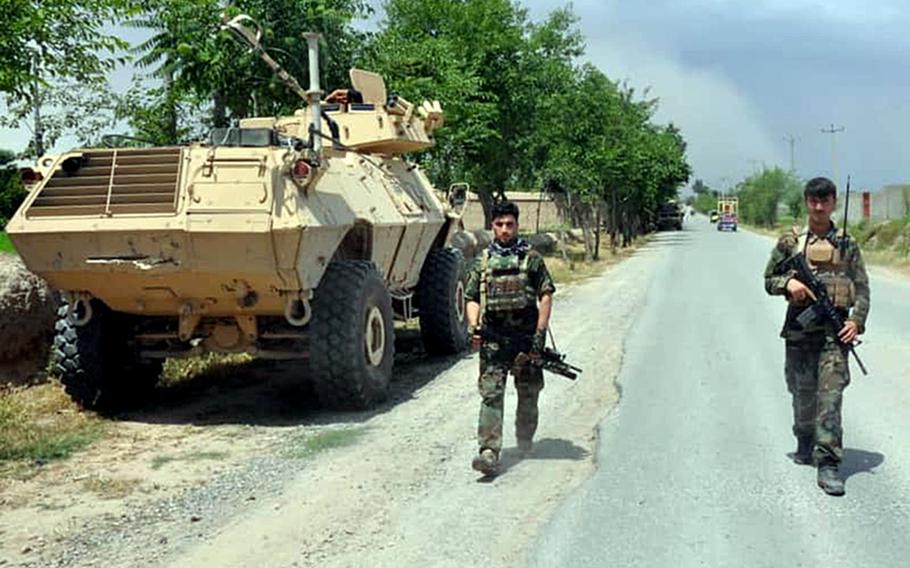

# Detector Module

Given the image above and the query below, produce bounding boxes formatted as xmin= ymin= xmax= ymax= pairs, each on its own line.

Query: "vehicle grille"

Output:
xmin=27 ymin=148 xmax=183 ymax=217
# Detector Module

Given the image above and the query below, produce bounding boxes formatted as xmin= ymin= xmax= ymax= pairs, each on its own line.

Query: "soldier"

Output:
xmin=764 ymin=177 xmax=870 ymax=496
xmin=464 ymin=200 xmax=555 ymax=475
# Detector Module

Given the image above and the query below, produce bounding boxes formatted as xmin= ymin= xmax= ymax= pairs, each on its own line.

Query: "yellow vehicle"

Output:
xmin=717 ymin=197 xmax=738 ymax=217
xmin=7 ymin=15 xmax=468 ymax=411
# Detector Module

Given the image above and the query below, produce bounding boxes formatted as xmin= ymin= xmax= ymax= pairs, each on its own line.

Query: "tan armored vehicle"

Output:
xmin=6 ymin=16 xmax=469 ymax=410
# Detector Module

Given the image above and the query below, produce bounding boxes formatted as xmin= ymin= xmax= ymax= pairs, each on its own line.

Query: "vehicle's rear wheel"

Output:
xmin=53 ymin=299 xmax=161 ymax=413
xmin=417 ymin=247 xmax=468 ymax=355
xmin=309 ymin=261 xmax=394 ymax=409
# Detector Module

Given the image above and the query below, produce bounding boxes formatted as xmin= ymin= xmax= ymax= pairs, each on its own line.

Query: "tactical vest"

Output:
xmin=798 ymin=231 xmax=855 ymax=309
xmin=479 ymin=248 xmax=537 ymax=313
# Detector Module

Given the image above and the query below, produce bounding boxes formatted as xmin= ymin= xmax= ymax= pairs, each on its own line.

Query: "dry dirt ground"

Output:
xmin=0 ymin=242 xmax=660 ymax=568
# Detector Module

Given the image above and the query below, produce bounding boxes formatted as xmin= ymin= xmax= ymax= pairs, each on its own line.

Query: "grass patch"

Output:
xmin=161 ymin=353 xmax=253 ymax=387
xmin=285 ymin=427 xmax=365 ymax=460
xmin=150 ymin=450 xmax=230 ymax=471
xmin=544 ymin=234 xmax=651 ymax=286
xmin=0 ymin=231 xmax=14 ymax=254
xmin=0 ymin=383 xmax=104 ymax=477
xmin=80 ymin=476 xmax=143 ymax=499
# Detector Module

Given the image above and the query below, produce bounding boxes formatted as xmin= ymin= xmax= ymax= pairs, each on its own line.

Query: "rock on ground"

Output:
xmin=0 ymin=254 xmax=57 ymax=384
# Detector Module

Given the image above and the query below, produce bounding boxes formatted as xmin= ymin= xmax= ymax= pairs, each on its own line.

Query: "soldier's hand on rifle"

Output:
xmin=530 ymin=328 xmax=547 ymax=359
xmin=838 ymin=320 xmax=859 ymax=344
xmin=786 ymin=278 xmax=817 ymax=305
xmin=470 ymin=327 xmax=483 ymax=351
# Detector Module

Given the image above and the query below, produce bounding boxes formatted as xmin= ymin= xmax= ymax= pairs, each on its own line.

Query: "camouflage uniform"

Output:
xmin=464 ymin=241 xmax=556 ymax=456
xmin=764 ymin=223 xmax=870 ymax=464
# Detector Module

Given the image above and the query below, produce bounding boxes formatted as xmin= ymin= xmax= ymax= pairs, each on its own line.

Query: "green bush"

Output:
xmin=0 ymin=149 xmax=26 ymax=228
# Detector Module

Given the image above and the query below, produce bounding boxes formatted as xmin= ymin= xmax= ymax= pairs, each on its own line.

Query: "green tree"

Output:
xmin=736 ymin=166 xmax=802 ymax=227
xmin=372 ymin=0 xmax=566 ymax=225
xmin=0 ymin=0 xmax=131 ymax=155
xmin=126 ymin=0 xmax=373 ymax=137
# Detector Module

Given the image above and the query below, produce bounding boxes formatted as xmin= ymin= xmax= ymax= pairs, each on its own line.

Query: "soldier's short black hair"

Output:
xmin=804 ymin=177 xmax=837 ymax=199
xmin=491 ymin=200 xmax=520 ymax=222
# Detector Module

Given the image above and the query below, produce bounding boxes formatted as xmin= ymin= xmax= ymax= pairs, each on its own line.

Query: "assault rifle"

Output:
xmin=478 ymin=329 xmax=583 ymax=380
xmin=515 ymin=348 xmax=583 ymax=381
xmin=779 ymin=252 xmax=868 ymax=376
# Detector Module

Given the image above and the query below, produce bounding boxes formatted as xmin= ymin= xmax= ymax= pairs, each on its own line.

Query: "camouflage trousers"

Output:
xmin=785 ymin=335 xmax=851 ymax=463
xmin=477 ymin=340 xmax=544 ymax=454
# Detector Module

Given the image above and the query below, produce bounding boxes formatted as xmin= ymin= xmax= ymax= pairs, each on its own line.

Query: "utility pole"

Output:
xmin=783 ymin=134 xmax=797 ymax=173
xmin=820 ymin=124 xmax=845 ymax=188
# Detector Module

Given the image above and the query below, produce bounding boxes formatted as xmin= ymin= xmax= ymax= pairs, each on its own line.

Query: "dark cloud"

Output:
xmin=529 ymin=0 xmax=910 ymax=189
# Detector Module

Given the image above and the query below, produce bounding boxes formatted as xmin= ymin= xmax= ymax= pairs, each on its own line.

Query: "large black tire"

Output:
xmin=309 ymin=261 xmax=394 ymax=410
xmin=53 ymin=299 xmax=161 ymax=413
xmin=417 ymin=247 xmax=468 ymax=355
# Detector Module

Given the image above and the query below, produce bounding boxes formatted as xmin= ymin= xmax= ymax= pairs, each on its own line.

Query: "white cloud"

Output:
xmin=582 ymin=32 xmax=784 ymax=188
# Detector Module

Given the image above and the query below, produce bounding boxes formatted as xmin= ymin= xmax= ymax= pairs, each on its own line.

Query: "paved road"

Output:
xmin=530 ymin=216 xmax=910 ymax=567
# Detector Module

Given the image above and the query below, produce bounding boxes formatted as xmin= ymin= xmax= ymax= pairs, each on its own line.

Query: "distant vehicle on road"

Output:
xmin=717 ymin=196 xmax=738 ymax=218
xmin=657 ymin=201 xmax=684 ymax=230
xmin=717 ymin=213 xmax=738 ymax=232
xmin=709 ymin=210 xmax=719 ymax=223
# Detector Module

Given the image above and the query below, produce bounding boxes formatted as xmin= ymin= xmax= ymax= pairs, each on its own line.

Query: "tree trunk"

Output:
xmin=164 ymin=71 xmax=178 ymax=144
xmin=610 ymin=188 xmax=619 ymax=252
xmin=212 ymin=89 xmax=228 ymax=128
xmin=593 ymin=204 xmax=601 ymax=260
xmin=31 ymin=75 xmax=45 ymax=157
xmin=478 ymin=188 xmax=495 ymax=229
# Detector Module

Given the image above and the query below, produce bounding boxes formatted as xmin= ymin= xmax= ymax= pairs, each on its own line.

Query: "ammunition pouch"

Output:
xmin=818 ymin=273 xmax=855 ymax=309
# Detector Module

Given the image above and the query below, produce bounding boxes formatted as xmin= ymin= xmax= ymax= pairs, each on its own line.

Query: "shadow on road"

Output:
xmin=839 ymin=447 xmax=885 ymax=481
xmin=477 ymin=438 xmax=592 ymax=481
xmin=120 ymin=329 xmax=469 ymax=428
xmin=635 ymin=232 xmax=695 ymax=251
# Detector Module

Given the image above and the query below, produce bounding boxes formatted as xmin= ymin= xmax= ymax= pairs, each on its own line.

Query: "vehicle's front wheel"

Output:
xmin=309 ymin=261 xmax=394 ymax=410
xmin=417 ymin=247 xmax=468 ymax=355
xmin=53 ymin=299 xmax=161 ymax=412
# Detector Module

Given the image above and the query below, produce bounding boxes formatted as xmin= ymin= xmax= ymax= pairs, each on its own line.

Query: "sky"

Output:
xmin=3 ymin=0 xmax=908 ymax=192
xmin=522 ymin=0 xmax=910 ymax=193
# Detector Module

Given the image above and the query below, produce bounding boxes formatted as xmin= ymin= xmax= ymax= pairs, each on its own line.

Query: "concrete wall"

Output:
xmin=870 ymin=185 xmax=909 ymax=221
xmin=461 ymin=191 xmax=566 ymax=231
xmin=836 ymin=185 xmax=910 ymax=223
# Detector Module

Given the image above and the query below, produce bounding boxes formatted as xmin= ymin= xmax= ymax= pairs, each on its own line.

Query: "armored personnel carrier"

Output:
xmin=6 ymin=15 xmax=469 ymax=410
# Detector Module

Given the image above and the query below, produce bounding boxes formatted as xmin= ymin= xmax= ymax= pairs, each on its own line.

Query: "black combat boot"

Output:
xmin=817 ymin=459 xmax=845 ymax=496
xmin=792 ymin=435 xmax=814 ymax=465
xmin=472 ymin=448 xmax=500 ymax=476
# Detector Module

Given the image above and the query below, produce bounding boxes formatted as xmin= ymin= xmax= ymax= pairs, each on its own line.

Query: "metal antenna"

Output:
xmin=220 ymin=14 xmax=309 ymax=102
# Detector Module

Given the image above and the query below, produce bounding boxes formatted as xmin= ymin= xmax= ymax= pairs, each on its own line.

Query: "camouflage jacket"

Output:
xmin=764 ymin=222 xmax=870 ymax=339
xmin=464 ymin=242 xmax=555 ymax=337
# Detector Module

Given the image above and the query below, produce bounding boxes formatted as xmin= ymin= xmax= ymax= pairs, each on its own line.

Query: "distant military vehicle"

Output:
xmin=656 ymin=201 xmax=684 ymax=230
xmin=6 ymin=15 xmax=469 ymax=411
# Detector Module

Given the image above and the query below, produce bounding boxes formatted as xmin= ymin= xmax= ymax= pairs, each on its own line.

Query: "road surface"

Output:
xmin=530 ymin=217 xmax=910 ymax=567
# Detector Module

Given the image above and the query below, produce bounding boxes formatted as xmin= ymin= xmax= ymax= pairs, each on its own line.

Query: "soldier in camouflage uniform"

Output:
xmin=764 ymin=177 xmax=870 ymax=496
xmin=464 ymin=201 xmax=555 ymax=475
